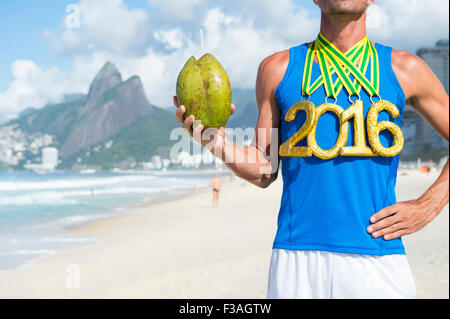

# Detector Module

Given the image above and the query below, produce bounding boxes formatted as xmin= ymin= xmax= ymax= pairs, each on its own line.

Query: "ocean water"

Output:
xmin=0 ymin=171 xmax=211 ymax=270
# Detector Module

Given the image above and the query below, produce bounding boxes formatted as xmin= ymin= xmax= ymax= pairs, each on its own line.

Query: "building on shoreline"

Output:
xmin=24 ymin=147 xmax=59 ymax=172
xmin=402 ymin=39 xmax=449 ymax=161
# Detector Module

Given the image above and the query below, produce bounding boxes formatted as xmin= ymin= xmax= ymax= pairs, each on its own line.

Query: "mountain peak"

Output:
xmin=60 ymin=63 xmax=154 ymax=158
xmin=87 ymin=62 xmax=122 ymax=104
xmin=100 ymin=61 xmax=120 ymax=75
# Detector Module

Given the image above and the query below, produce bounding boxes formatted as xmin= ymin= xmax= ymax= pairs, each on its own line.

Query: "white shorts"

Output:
xmin=267 ymin=249 xmax=417 ymax=299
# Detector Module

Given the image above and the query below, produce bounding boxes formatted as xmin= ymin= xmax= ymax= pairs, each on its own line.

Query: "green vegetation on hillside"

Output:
xmin=12 ymin=99 xmax=84 ymax=146
xmin=62 ymin=106 xmax=178 ymax=169
xmin=227 ymin=88 xmax=258 ymax=128
xmin=0 ymin=161 xmax=9 ymax=171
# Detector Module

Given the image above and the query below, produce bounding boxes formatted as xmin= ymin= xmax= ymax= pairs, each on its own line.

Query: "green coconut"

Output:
xmin=176 ymin=53 xmax=231 ymax=127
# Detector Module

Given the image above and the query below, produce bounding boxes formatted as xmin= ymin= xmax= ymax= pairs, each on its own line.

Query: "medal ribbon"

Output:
xmin=302 ymin=33 xmax=380 ymax=98
xmin=307 ymin=43 xmax=362 ymax=95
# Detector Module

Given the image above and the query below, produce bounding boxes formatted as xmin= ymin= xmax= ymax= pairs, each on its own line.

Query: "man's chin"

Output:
xmin=321 ymin=0 xmax=369 ymax=16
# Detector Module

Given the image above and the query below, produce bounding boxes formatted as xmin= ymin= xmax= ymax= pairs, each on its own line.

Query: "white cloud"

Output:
xmin=0 ymin=61 xmax=82 ymax=120
xmin=0 ymin=0 xmax=448 ymax=120
xmin=0 ymin=56 xmax=110 ymax=120
xmin=148 ymin=0 xmax=206 ymax=23
xmin=154 ymin=29 xmax=186 ymax=50
xmin=368 ymin=0 xmax=449 ymax=52
xmin=45 ymin=0 xmax=150 ymax=55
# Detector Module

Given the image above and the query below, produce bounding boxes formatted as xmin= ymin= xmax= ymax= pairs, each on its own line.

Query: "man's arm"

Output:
xmin=367 ymin=50 xmax=449 ymax=240
xmin=174 ymin=50 xmax=289 ymax=188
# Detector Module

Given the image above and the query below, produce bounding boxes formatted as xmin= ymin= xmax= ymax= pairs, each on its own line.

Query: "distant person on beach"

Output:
xmin=174 ymin=0 xmax=449 ymax=299
xmin=194 ymin=180 xmax=198 ymax=192
xmin=419 ymin=162 xmax=432 ymax=174
xmin=210 ymin=173 xmax=221 ymax=208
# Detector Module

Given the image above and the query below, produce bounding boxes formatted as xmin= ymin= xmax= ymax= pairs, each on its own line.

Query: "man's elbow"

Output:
xmin=255 ymin=174 xmax=278 ymax=189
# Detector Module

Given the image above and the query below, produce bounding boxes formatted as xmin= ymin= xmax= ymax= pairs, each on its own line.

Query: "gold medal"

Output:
xmin=279 ymin=100 xmax=316 ymax=157
xmin=279 ymin=33 xmax=404 ymax=159
xmin=367 ymin=100 xmax=404 ymax=157
xmin=308 ymin=102 xmax=349 ymax=160
xmin=340 ymin=99 xmax=377 ymax=157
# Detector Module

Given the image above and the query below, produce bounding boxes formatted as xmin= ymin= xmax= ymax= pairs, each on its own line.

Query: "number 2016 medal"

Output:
xmin=279 ymin=33 xmax=404 ymax=159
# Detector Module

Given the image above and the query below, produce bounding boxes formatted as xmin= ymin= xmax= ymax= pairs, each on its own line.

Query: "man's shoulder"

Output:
xmin=391 ymin=49 xmax=426 ymax=77
xmin=391 ymin=49 xmax=431 ymax=98
xmin=260 ymin=49 xmax=290 ymax=67
xmin=256 ymin=49 xmax=291 ymax=92
xmin=258 ymin=49 xmax=290 ymax=78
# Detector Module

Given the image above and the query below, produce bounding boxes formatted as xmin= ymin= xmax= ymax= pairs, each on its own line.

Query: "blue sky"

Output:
xmin=0 ymin=0 xmax=317 ymax=89
xmin=0 ymin=1 xmax=71 ymax=89
xmin=0 ymin=0 xmax=319 ymax=92
xmin=0 ymin=0 xmax=150 ymax=90
xmin=0 ymin=0 xmax=447 ymax=120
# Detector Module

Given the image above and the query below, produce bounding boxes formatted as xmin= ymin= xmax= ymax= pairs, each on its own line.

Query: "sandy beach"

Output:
xmin=0 ymin=170 xmax=447 ymax=299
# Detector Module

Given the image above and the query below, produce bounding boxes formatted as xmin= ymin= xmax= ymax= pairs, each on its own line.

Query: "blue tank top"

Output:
xmin=274 ymin=42 xmax=406 ymax=255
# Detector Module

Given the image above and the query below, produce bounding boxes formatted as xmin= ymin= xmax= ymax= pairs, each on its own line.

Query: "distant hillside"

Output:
xmin=61 ymin=106 xmax=178 ymax=170
xmin=18 ymin=107 xmax=37 ymax=118
xmin=61 ymin=63 xmax=157 ymax=158
xmin=4 ymin=63 xmax=259 ymax=170
xmin=12 ymin=98 xmax=86 ymax=145
xmin=7 ymin=62 xmax=178 ymax=169
xmin=228 ymin=88 xmax=258 ymax=129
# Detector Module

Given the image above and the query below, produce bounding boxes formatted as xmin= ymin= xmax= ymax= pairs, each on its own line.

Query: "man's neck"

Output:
xmin=319 ymin=11 xmax=367 ymax=53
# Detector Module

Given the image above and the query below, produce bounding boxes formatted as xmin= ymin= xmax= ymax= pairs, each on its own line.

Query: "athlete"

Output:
xmin=173 ymin=0 xmax=449 ymax=298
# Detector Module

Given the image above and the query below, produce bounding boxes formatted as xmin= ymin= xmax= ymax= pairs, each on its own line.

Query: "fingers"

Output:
xmin=173 ymin=96 xmax=179 ymax=108
xmin=176 ymin=105 xmax=186 ymax=124
xmin=175 ymin=104 xmax=203 ymax=139
xmin=174 ymin=96 xmax=187 ymax=127
xmin=368 ymin=204 xmax=406 ymax=239
xmin=370 ymin=222 xmax=408 ymax=239
xmin=184 ymin=114 xmax=195 ymax=135
xmin=368 ymin=220 xmax=407 ymax=239
xmin=372 ymin=222 xmax=409 ymax=240
xmin=367 ymin=213 xmax=403 ymax=235
xmin=192 ymin=121 xmax=204 ymax=141
xmin=176 ymin=101 xmax=236 ymax=124
xmin=369 ymin=204 xmax=398 ymax=223
xmin=383 ymin=229 xmax=409 ymax=241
